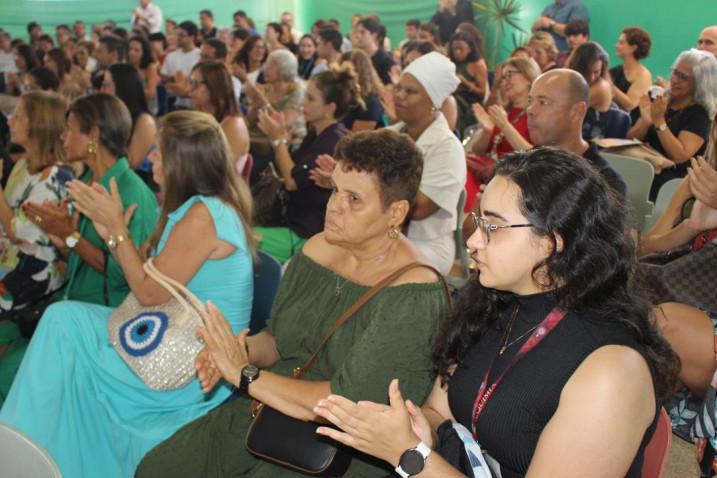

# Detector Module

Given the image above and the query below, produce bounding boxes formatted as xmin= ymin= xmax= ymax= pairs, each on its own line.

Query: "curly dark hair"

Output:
xmin=622 ymin=26 xmax=652 ymax=60
xmin=334 ymin=129 xmax=423 ymax=211
xmin=431 ymin=147 xmax=680 ymax=403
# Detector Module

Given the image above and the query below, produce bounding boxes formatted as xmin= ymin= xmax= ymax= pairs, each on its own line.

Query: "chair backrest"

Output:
xmin=642 ymin=407 xmax=672 ymax=478
xmin=0 ymin=423 xmax=61 ymax=478
xmin=644 ymin=177 xmax=683 ymax=232
xmin=249 ymin=250 xmax=283 ymax=335
xmin=603 ymin=153 xmax=655 ymax=230
xmin=604 ymin=104 xmax=632 ymax=139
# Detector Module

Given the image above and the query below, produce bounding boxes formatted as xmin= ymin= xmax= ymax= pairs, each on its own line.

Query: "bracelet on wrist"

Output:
xmin=271 ymin=138 xmax=289 ymax=149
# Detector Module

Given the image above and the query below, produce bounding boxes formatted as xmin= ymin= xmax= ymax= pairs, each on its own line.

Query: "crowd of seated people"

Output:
xmin=0 ymin=2 xmax=715 ymax=476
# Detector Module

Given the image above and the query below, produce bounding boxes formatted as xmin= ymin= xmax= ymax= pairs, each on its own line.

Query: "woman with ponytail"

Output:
xmin=253 ymin=63 xmax=363 ymax=262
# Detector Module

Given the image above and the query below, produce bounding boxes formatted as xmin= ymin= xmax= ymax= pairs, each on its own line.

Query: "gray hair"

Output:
xmin=267 ymin=49 xmax=297 ymax=82
xmin=674 ymin=48 xmax=717 ymax=117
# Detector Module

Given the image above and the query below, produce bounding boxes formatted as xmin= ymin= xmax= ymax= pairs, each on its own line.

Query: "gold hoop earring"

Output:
xmin=87 ymin=140 xmax=98 ymax=155
xmin=388 ymin=226 xmax=400 ymax=240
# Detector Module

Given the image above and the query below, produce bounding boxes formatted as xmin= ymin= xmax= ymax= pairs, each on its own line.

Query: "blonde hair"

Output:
xmin=19 ymin=90 xmax=68 ymax=173
xmin=339 ymin=49 xmax=383 ymax=98
xmin=151 ymin=111 xmax=255 ymax=253
xmin=500 ymin=57 xmax=541 ymax=84
xmin=528 ymin=31 xmax=558 ymax=61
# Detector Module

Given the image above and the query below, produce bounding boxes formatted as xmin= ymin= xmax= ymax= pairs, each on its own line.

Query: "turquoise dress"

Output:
xmin=0 ymin=195 xmax=253 ymax=478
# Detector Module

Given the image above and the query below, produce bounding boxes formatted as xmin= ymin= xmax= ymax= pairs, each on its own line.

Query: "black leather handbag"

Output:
xmin=245 ymin=262 xmax=450 ymax=476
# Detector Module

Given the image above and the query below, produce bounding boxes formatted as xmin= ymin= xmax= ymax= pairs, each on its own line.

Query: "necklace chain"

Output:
xmin=499 ymin=324 xmax=539 ymax=355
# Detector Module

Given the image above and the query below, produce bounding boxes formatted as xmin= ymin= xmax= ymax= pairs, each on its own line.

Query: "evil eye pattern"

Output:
xmin=119 ymin=312 xmax=169 ymax=357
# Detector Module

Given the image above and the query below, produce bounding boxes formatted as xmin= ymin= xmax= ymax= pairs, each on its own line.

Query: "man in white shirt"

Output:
xmin=132 ymin=0 xmax=163 ymax=35
xmin=161 ymin=21 xmax=201 ymax=108
xmin=0 ymin=32 xmax=17 ymax=75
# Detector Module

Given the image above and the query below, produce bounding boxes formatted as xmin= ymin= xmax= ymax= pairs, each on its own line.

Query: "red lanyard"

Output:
xmin=692 ymin=230 xmax=717 ymax=252
xmin=471 ymin=305 xmax=566 ymax=439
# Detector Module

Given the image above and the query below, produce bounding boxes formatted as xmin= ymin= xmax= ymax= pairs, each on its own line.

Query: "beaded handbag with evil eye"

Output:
xmin=108 ymin=258 xmax=207 ymax=391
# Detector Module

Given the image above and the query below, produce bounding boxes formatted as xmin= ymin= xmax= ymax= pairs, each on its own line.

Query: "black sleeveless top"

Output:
xmin=447 ymin=292 xmax=657 ymax=478
xmin=609 ymin=65 xmax=640 ymax=125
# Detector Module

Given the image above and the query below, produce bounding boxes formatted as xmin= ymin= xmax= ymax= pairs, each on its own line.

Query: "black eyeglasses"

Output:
xmin=670 ymin=68 xmax=691 ymax=82
xmin=470 ymin=212 xmax=533 ymax=246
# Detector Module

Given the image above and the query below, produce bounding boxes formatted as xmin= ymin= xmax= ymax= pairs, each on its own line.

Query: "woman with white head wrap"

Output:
xmin=388 ymin=51 xmax=466 ymax=275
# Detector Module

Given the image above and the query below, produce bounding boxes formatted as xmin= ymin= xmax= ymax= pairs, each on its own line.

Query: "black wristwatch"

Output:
xmin=395 ymin=441 xmax=431 ymax=477
xmin=238 ymin=364 xmax=260 ymax=394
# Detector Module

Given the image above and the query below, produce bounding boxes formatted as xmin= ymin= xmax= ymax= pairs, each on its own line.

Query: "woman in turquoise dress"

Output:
xmin=0 ymin=111 xmax=255 ymax=478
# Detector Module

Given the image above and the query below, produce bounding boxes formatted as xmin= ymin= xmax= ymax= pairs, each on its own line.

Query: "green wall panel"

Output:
xmin=297 ymin=0 xmax=714 ymax=76
xmin=0 ymin=0 xmax=713 ymax=77
xmin=0 ymin=1 xmax=297 ymax=40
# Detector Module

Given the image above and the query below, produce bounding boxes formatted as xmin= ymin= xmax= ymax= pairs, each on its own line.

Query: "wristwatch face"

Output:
xmin=242 ymin=364 xmax=259 ymax=381
xmin=65 ymin=234 xmax=79 ymax=248
xmin=398 ymin=449 xmax=425 ymax=475
xmin=107 ymin=236 xmax=117 ymax=249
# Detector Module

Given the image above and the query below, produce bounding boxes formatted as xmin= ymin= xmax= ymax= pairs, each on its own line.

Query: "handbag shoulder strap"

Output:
xmin=143 ymin=258 xmax=206 ymax=316
xmin=295 ymin=262 xmax=450 ymax=379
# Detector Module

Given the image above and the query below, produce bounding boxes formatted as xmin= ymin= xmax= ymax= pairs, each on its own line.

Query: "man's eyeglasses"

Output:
xmin=470 ymin=212 xmax=533 ymax=246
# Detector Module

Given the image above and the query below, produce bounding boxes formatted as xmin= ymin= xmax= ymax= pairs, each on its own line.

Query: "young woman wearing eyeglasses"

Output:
xmin=628 ymin=49 xmax=717 ymax=200
xmin=313 ymin=147 xmax=679 ymax=478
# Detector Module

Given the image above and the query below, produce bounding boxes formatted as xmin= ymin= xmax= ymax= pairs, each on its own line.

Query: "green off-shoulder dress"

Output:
xmin=137 ymin=250 xmax=450 ymax=478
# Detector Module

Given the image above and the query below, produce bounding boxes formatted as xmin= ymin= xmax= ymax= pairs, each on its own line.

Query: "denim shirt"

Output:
xmin=541 ymin=0 xmax=590 ymax=51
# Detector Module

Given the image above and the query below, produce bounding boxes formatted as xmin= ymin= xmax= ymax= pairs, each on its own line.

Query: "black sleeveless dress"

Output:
xmin=609 ymin=65 xmax=640 ymax=125
xmin=447 ymin=292 xmax=658 ymax=478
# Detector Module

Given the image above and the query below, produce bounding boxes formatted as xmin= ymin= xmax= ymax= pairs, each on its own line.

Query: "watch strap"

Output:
xmin=395 ymin=441 xmax=431 ymax=478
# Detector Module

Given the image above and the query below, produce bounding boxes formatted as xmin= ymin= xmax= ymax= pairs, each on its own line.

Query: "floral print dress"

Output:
xmin=0 ymin=159 xmax=74 ymax=312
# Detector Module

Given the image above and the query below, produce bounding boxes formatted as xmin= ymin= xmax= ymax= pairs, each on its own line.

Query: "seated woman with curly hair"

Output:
xmin=313 ymin=147 xmax=679 ymax=478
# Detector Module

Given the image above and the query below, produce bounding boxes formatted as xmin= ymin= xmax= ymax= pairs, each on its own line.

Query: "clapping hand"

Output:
xmin=488 ymin=105 xmax=509 ymax=130
xmin=23 ymin=199 xmax=76 ymax=242
xmin=314 ymin=379 xmax=432 ymax=467
xmin=309 ymin=154 xmax=337 ymax=189
xmin=471 ymin=103 xmax=495 ymax=132
xmin=257 ymin=107 xmax=289 ymax=142
xmin=195 ymin=301 xmax=249 ymax=393
xmin=68 ymin=178 xmax=136 ymax=241
xmin=687 ymin=199 xmax=717 ymax=233
xmin=650 ymin=94 xmax=668 ymax=126
xmin=688 ymin=156 xmax=717 ymax=209
xmin=637 ymin=94 xmax=653 ymax=124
